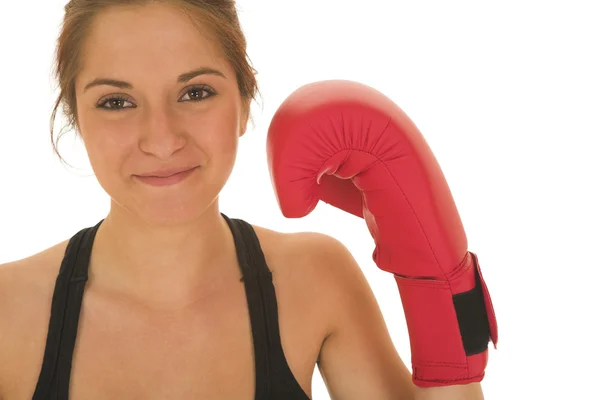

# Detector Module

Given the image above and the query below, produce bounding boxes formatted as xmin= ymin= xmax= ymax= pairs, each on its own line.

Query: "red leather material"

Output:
xmin=267 ymin=80 xmax=497 ymax=387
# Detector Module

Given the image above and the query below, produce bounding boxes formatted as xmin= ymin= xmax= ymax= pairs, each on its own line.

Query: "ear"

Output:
xmin=239 ymin=108 xmax=250 ymax=138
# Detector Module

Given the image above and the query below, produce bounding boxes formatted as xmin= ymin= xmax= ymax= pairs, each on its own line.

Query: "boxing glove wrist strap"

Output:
xmin=393 ymin=252 xmax=497 ymax=387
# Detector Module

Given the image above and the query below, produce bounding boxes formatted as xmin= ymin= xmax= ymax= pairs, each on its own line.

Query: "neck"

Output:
xmin=89 ymin=201 xmax=238 ymax=309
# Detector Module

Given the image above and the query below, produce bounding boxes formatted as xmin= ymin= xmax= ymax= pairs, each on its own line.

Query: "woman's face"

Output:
xmin=75 ymin=4 xmax=247 ymax=224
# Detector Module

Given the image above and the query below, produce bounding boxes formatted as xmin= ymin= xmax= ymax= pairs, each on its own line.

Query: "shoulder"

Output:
xmin=251 ymin=223 xmax=353 ymax=269
xmin=0 ymin=241 xmax=69 ymax=392
xmin=0 ymin=241 xmax=67 ymax=314
xmin=251 ymin=224 xmax=414 ymax=398
xmin=0 ymin=241 xmax=67 ymax=298
xmin=250 ymin=223 xmax=356 ymax=284
xmin=0 ymin=248 xmax=60 ymax=314
xmin=249 ymin=223 xmax=369 ymax=333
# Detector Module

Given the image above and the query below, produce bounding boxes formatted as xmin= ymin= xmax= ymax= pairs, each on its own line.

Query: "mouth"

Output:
xmin=133 ymin=166 xmax=199 ymax=187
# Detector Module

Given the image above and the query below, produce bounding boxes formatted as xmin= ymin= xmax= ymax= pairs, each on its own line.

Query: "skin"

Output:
xmin=74 ymin=4 xmax=248 ymax=307
xmin=0 ymin=4 xmax=485 ymax=399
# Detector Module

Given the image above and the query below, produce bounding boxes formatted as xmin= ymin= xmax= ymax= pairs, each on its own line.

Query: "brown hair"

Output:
xmin=50 ymin=0 xmax=261 ymax=167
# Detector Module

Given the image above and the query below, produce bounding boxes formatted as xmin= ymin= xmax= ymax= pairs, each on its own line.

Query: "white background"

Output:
xmin=1 ymin=1 xmax=599 ymax=398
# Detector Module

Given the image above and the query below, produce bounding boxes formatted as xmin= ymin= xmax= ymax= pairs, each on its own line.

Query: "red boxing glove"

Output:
xmin=266 ymin=80 xmax=498 ymax=387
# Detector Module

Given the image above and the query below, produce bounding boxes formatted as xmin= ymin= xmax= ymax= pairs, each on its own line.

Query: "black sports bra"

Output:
xmin=31 ymin=213 xmax=312 ymax=400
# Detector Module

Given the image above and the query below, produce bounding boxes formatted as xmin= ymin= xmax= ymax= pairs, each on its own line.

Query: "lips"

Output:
xmin=134 ymin=166 xmax=198 ymax=187
xmin=137 ymin=166 xmax=196 ymax=178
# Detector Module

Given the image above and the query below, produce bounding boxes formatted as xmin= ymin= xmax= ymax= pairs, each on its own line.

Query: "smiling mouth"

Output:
xmin=134 ymin=166 xmax=199 ymax=186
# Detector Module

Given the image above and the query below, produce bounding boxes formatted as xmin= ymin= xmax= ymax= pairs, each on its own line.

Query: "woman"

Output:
xmin=0 ymin=1 xmax=485 ymax=399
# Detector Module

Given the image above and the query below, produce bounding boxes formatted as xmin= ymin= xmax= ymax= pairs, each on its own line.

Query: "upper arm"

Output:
xmin=309 ymin=234 xmax=415 ymax=400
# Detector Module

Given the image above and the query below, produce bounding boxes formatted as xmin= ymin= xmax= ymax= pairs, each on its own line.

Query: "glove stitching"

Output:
xmin=413 ymin=360 xmax=468 ymax=367
xmin=394 ymin=276 xmax=451 ymax=289
xmin=415 ymin=375 xmax=482 ymax=384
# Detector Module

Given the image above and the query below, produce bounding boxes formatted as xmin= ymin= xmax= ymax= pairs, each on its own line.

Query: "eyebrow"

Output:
xmin=83 ymin=67 xmax=226 ymax=93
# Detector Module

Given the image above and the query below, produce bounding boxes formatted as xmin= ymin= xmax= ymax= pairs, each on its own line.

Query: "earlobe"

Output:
xmin=239 ymin=112 xmax=249 ymax=137
xmin=239 ymin=122 xmax=247 ymax=137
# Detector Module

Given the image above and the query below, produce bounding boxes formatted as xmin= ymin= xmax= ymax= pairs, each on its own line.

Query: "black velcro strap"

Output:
xmin=452 ymin=266 xmax=491 ymax=356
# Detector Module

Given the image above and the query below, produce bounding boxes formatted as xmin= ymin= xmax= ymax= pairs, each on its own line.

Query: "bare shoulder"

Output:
xmin=250 ymin=223 xmax=353 ymax=284
xmin=0 ymin=243 xmax=63 ymax=318
xmin=0 ymin=240 xmax=68 ymax=299
xmin=249 ymin=224 xmax=366 ymax=334
xmin=251 ymin=224 xmax=414 ymax=399
xmin=0 ymin=240 xmax=70 ymax=395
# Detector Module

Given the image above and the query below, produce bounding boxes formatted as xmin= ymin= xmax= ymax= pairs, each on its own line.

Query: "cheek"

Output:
xmin=82 ymin=122 xmax=133 ymax=181
xmin=199 ymin=102 xmax=241 ymax=158
xmin=91 ymin=116 xmax=136 ymax=146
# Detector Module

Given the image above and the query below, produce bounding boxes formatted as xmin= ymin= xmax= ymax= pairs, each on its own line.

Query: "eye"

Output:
xmin=97 ymin=95 xmax=134 ymax=111
xmin=179 ymin=85 xmax=216 ymax=102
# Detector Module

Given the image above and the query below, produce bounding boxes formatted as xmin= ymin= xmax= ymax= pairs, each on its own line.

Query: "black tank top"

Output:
xmin=31 ymin=214 xmax=312 ymax=400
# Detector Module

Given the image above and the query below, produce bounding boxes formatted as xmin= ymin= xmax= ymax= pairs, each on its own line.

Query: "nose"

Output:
xmin=139 ymin=104 xmax=187 ymax=159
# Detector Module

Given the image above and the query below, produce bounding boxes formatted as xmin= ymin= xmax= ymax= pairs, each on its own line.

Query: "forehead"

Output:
xmin=80 ymin=4 xmax=227 ymax=77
